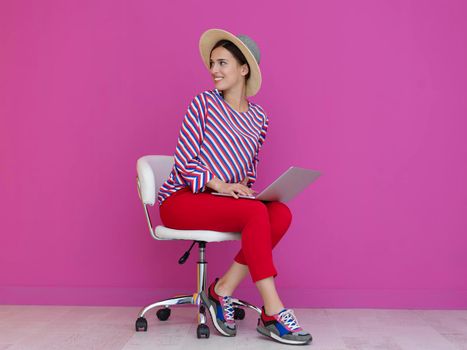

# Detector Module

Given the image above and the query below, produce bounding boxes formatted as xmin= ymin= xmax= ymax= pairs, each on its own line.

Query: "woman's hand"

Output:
xmin=207 ymin=176 xmax=256 ymax=199
xmin=217 ymin=182 xmax=256 ymax=199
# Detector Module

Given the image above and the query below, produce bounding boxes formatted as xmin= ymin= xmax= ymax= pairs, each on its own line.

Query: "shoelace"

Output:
xmin=222 ymin=296 xmax=235 ymax=321
xmin=279 ymin=309 xmax=301 ymax=331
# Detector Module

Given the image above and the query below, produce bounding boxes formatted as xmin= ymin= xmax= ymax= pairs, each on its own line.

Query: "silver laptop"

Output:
xmin=212 ymin=166 xmax=321 ymax=203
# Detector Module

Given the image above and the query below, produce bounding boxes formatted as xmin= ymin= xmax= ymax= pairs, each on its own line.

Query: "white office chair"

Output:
xmin=134 ymin=155 xmax=261 ymax=338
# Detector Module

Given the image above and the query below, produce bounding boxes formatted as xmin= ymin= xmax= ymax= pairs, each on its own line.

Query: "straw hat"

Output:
xmin=199 ymin=29 xmax=262 ymax=97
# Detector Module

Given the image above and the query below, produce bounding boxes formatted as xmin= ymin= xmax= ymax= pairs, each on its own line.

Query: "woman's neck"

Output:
xmin=221 ymin=84 xmax=249 ymax=113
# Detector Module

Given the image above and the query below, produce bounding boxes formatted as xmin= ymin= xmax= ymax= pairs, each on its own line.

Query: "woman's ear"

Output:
xmin=240 ymin=63 xmax=249 ymax=77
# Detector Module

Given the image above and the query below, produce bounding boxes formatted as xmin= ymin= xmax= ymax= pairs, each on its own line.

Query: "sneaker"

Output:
xmin=257 ymin=306 xmax=312 ymax=345
xmin=200 ymin=278 xmax=236 ymax=336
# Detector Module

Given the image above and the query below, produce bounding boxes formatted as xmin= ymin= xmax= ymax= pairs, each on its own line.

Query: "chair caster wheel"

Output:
xmin=156 ymin=307 xmax=171 ymax=321
xmin=135 ymin=317 xmax=148 ymax=331
xmin=234 ymin=307 xmax=245 ymax=320
xmin=197 ymin=324 xmax=210 ymax=338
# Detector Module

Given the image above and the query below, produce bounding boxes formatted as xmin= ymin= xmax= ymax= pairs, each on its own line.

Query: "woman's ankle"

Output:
xmin=214 ymin=278 xmax=235 ymax=296
xmin=264 ymin=304 xmax=285 ymax=316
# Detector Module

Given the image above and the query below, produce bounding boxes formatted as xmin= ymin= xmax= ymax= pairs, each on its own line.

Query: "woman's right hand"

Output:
xmin=217 ymin=182 xmax=256 ymax=199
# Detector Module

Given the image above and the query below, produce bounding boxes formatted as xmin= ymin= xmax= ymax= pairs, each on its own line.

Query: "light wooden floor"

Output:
xmin=1 ymin=305 xmax=466 ymax=349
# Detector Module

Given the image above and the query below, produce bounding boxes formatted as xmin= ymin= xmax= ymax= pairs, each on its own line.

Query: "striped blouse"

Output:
xmin=157 ymin=89 xmax=269 ymax=206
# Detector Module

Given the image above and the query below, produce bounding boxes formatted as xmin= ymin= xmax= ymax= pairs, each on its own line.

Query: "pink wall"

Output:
xmin=1 ymin=0 xmax=466 ymax=308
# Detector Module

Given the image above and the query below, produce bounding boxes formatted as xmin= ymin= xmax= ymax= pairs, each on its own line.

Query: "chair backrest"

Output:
xmin=136 ymin=155 xmax=174 ymax=206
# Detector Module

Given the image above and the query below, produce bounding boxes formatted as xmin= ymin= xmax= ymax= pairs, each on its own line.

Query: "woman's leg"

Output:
xmin=256 ymin=277 xmax=284 ymax=315
xmin=214 ymin=262 xmax=249 ymax=296
xmin=159 ymin=189 xmax=312 ymax=343
xmin=161 ymin=191 xmax=292 ymax=307
xmin=214 ymin=201 xmax=292 ymax=314
xmin=159 ymin=188 xmax=277 ymax=282
xmin=233 ymin=201 xmax=292 ymax=268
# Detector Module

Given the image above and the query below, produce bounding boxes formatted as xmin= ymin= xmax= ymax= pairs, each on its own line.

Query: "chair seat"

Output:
xmin=155 ymin=225 xmax=241 ymax=242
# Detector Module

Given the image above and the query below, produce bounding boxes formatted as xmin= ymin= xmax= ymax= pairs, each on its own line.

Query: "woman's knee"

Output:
xmin=268 ymin=201 xmax=292 ymax=226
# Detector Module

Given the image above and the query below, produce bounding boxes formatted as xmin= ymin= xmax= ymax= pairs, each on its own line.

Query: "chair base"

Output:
xmin=134 ymin=241 xmax=261 ymax=337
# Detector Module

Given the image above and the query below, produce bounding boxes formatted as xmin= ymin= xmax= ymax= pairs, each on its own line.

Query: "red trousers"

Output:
xmin=159 ymin=187 xmax=292 ymax=282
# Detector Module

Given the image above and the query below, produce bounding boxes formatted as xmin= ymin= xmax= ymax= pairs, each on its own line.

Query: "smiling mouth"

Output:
xmin=214 ymin=77 xmax=224 ymax=81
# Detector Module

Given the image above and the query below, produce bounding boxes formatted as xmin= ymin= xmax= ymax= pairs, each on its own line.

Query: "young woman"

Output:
xmin=157 ymin=28 xmax=312 ymax=345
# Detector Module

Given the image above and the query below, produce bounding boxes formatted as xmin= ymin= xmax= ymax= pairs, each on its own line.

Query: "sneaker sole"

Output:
xmin=256 ymin=326 xmax=312 ymax=345
xmin=200 ymin=292 xmax=235 ymax=337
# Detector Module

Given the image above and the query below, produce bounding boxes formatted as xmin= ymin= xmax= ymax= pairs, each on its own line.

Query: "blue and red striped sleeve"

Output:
xmin=173 ymin=93 xmax=215 ymax=193
xmin=246 ymin=113 xmax=269 ymax=187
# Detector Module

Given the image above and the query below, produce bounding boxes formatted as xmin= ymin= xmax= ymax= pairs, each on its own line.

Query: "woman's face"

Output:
xmin=209 ymin=46 xmax=249 ymax=93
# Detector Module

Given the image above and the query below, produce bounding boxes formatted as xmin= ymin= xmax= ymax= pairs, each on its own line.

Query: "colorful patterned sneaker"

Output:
xmin=200 ymin=278 xmax=237 ymax=336
xmin=257 ymin=306 xmax=312 ymax=345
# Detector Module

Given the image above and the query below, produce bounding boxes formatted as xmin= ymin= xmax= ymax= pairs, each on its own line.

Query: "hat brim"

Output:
xmin=199 ymin=29 xmax=262 ymax=97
